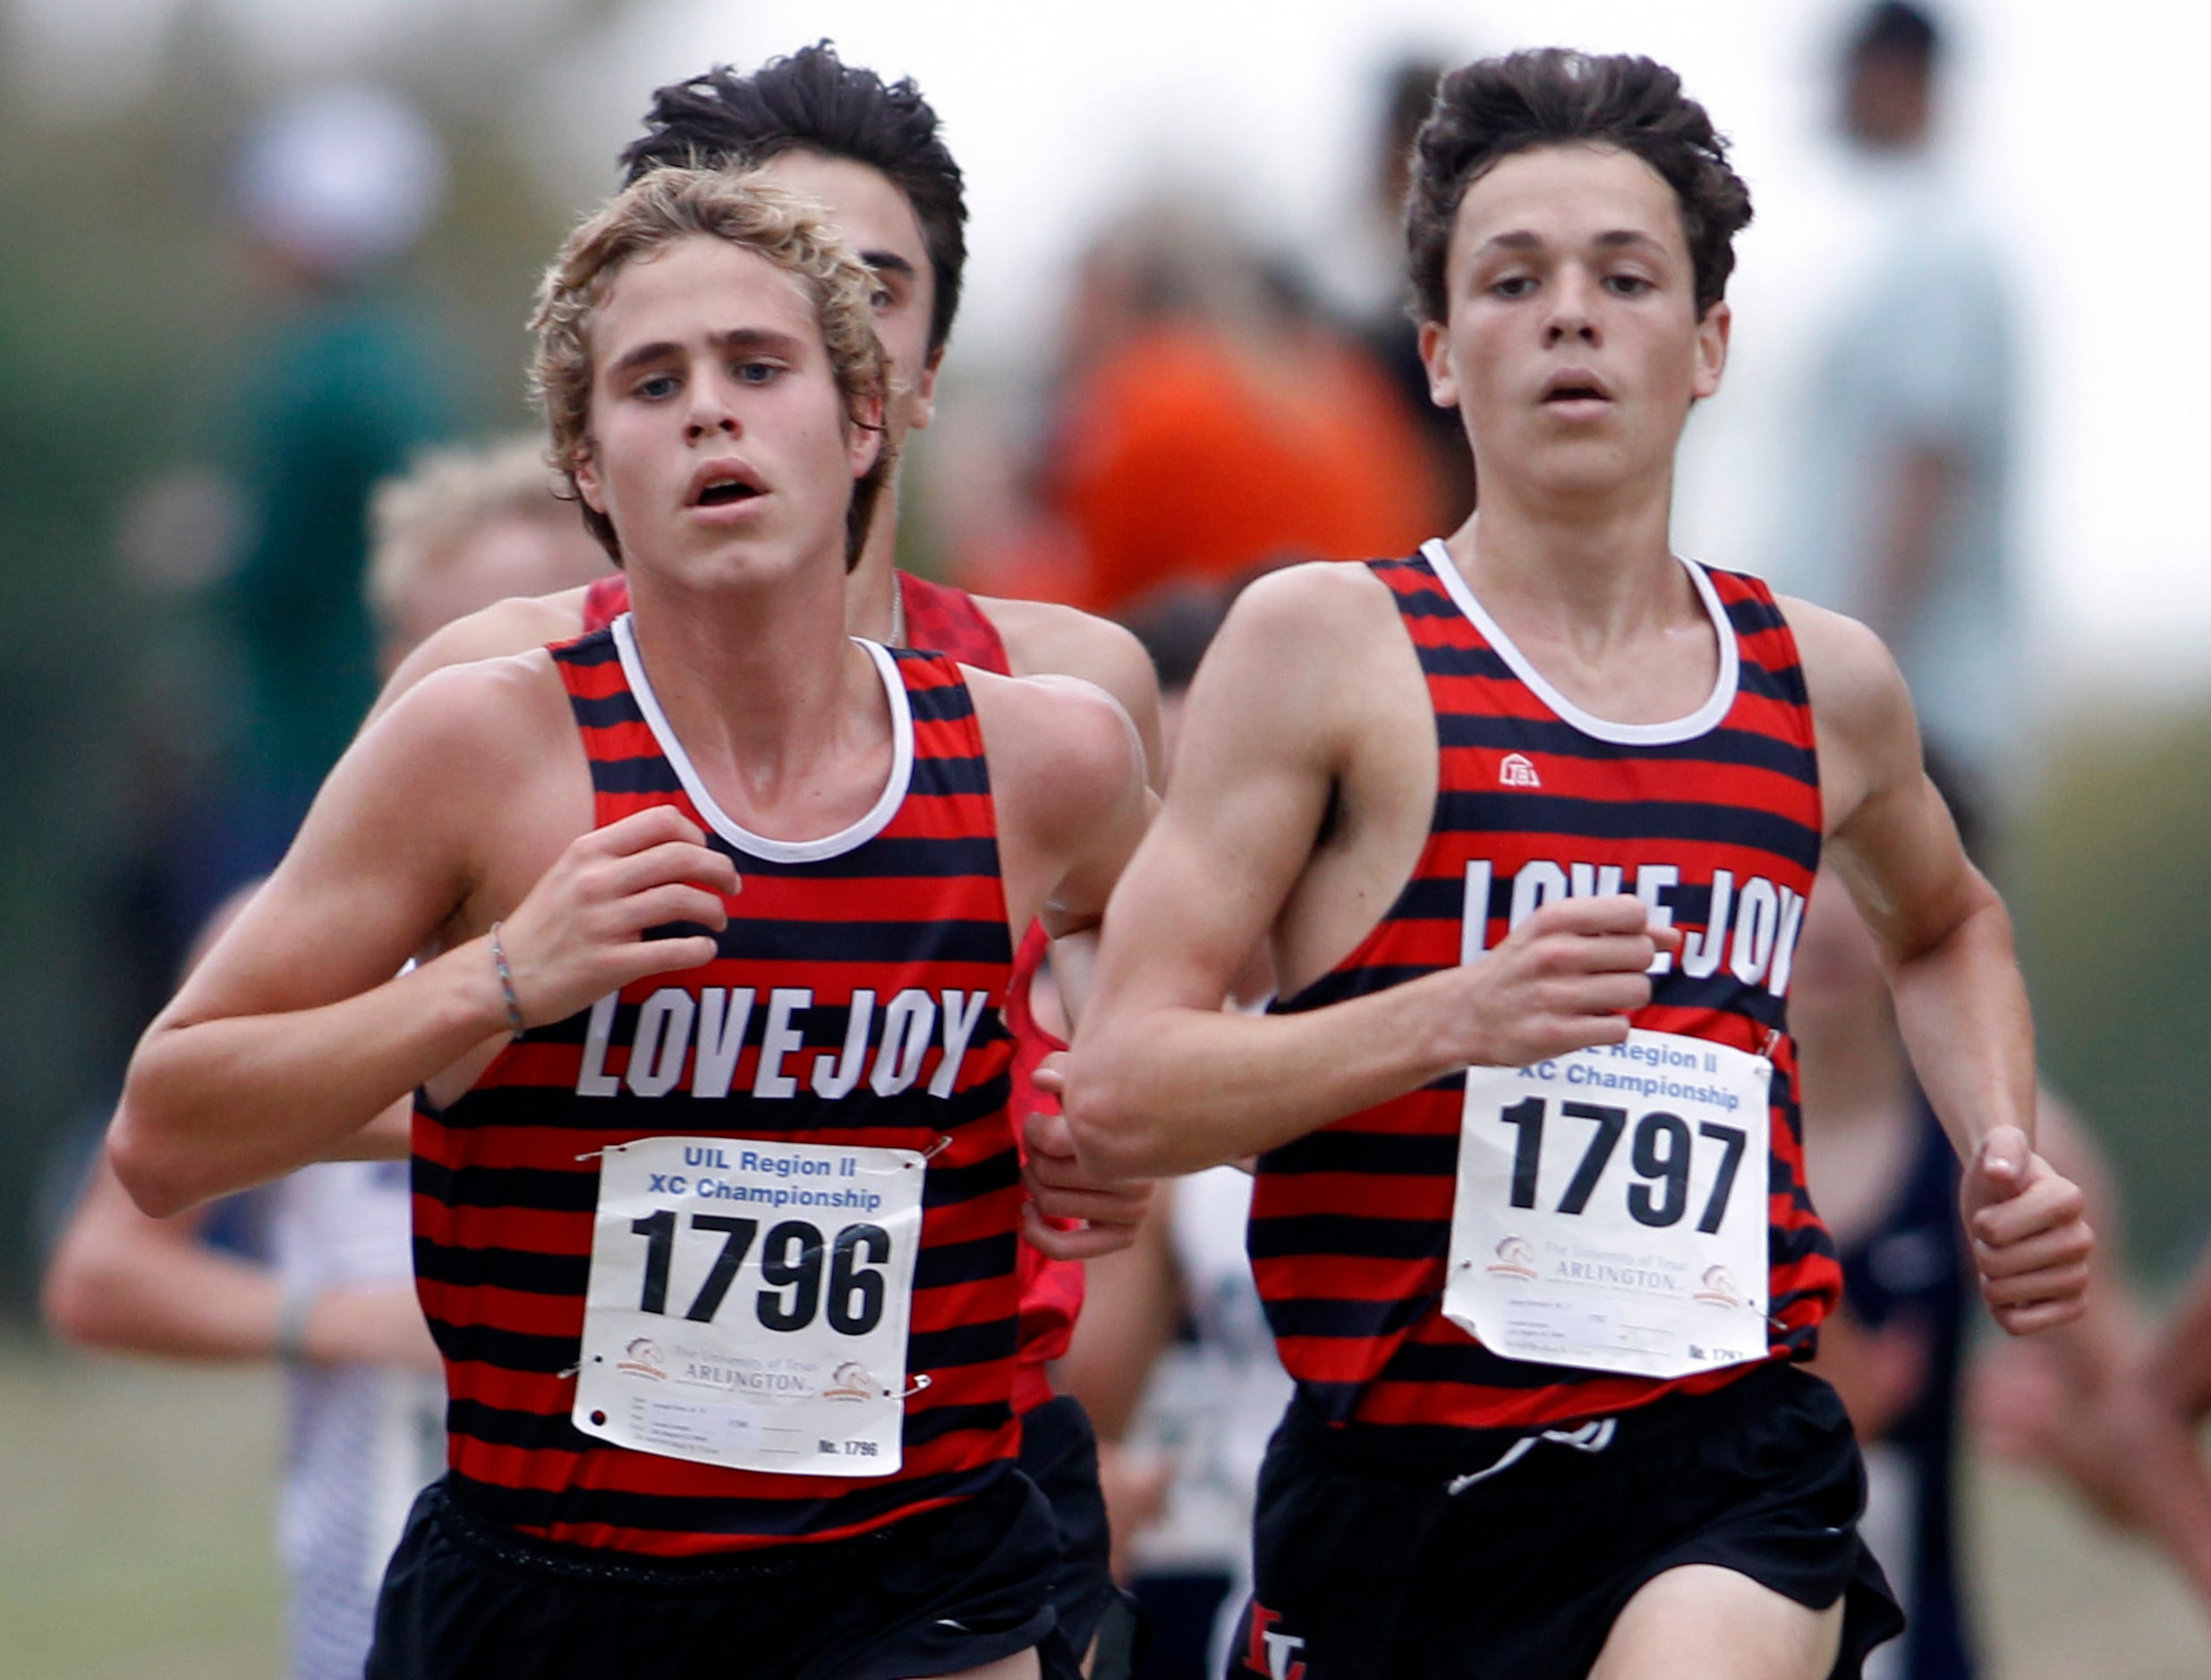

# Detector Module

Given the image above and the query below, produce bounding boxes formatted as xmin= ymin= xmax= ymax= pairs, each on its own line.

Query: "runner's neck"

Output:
xmin=842 ymin=470 xmax=905 ymax=644
xmin=1440 ymin=506 xmax=1719 ymax=728
xmin=622 ymin=565 xmax=890 ymax=823
xmin=1445 ymin=495 xmax=1690 ymax=653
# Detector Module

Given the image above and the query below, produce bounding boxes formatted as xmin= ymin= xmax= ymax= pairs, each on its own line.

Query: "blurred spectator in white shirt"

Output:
xmin=1773 ymin=3 xmax=2020 ymax=796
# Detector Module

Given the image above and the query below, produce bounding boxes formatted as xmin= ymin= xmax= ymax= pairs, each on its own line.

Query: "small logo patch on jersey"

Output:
xmin=1500 ymin=752 xmax=1542 ymax=788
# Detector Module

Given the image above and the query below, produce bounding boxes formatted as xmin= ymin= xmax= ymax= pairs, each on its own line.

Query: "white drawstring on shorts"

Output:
xmin=1446 ymin=1416 xmax=1618 ymax=1496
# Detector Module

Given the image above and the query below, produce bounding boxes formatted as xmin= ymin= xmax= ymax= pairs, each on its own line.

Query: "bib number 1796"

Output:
xmin=627 ymin=1211 xmax=890 ymax=1336
xmin=574 ymin=1135 xmax=925 ymax=1475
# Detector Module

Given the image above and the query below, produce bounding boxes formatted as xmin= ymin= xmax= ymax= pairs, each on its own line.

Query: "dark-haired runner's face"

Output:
xmin=757 ymin=150 xmax=940 ymax=449
xmin=1419 ymin=141 xmax=1728 ymax=508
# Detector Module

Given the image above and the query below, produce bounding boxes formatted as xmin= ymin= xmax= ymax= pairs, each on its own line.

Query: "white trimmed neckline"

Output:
xmin=1417 ymin=538 xmax=1739 ymax=746
xmin=609 ymin=613 xmax=914 ymax=862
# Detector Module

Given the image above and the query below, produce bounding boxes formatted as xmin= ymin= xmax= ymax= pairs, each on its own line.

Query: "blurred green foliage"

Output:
xmin=2020 ymin=703 xmax=2211 ymax=1278
xmin=0 ymin=13 xmax=587 ymax=1309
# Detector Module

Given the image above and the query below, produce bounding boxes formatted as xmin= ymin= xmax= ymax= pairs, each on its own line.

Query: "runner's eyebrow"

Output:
xmin=709 ymin=327 xmax=807 ymax=359
xmin=1475 ymin=229 xmax=1668 ymax=256
xmin=859 ymin=250 xmax=917 ymax=284
xmin=605 ymin=328 xmax=807 ymax=379
xmin=606 ymin=339 xmax=682 ymax=378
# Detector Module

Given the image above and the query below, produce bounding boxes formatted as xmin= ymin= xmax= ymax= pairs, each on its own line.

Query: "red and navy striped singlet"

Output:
xmin=581 ymin=570 xmax=1084 ymax=1411
xmin=577 ymin=571 xmax=1008 ymax=674
xmin=900 ymin=570 xmax=1013 ymax=675
xmin=900 ymin=574 xmax=1086 ymax=1404
xmin=1251 ymin=542 xmax=1835 ymax=1434
xmin=414 ymin=617 xmax=1022 ymax=1553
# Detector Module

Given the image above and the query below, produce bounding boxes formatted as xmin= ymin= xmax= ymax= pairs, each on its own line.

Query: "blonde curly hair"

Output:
xmin=528 ymin=165 xmax=891 ymax=569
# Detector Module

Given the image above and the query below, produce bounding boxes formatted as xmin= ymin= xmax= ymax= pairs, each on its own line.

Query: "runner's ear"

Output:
xmin=1419 ymin=319 xmax=1460 ymax=411
xmin=572 ymin=442 xmax=608 ymax=516
xmin=1693 ymin=301 xmax=1731 ymax=401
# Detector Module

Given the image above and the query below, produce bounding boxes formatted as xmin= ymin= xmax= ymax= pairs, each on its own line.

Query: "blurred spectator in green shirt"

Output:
xmin=224 ymin=85 xmax=454 ymax=869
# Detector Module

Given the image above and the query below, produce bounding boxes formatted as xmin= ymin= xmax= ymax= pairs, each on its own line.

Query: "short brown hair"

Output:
xmin=1406 ymin=49 xmax=1753 ymax=327
xmin=528 ymin=165 xmax=890 ymax=568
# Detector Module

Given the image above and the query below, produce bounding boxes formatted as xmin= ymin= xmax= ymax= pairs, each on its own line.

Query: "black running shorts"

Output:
xmin=1228 ymin=1362 xmax=1902 ymax=1679
xmin=1020 ymin=1393 xmax=1144 ymax=1676
xmin=366 ymin=1464 xmax=1075 ymax=1680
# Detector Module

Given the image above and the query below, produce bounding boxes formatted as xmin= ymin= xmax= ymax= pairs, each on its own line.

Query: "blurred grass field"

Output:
xmin=0 ymin=1329 xmax=2202 ymax=1678
xmin=0 ymin=1334 xmax=282 ymax=1680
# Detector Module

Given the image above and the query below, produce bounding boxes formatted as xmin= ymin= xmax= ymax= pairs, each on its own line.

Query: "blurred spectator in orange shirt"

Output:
xmin=1042 ymin=202 xmax=1444 ymax=617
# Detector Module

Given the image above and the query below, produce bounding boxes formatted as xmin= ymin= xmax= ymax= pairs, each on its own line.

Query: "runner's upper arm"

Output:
xmin=974 ymin=670 xmax=1150 ymax=938
xmin=1090 ymin=564 xmax=1364 ymax=1014
xmin=1786 ymin=595 xmax=1986 ymax=963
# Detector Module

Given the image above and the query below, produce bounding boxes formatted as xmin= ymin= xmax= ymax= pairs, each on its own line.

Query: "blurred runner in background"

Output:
xmin=1794 ymin=755 xmax=2138 ymax=1680
xmin=366 ymin=437 xmax=610 ymax=670
xmin=44 ymin=437 xmax=610 ymax=1680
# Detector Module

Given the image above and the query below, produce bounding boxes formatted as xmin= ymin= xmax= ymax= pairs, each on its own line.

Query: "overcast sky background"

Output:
xmin=12 ymin=0 xmax=2209 ymax=706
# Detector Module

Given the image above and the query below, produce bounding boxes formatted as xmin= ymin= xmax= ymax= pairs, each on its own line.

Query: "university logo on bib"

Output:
xmin=1499 ymin=752 xmax=1542 ymax=788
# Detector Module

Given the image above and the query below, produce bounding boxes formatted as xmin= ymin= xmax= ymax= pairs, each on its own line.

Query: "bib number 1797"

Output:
xmin=1445 ymin=1032 xmax=1773 ymax=1381
xmin=1492 ymin=1098 xmax=1748 ymax=1234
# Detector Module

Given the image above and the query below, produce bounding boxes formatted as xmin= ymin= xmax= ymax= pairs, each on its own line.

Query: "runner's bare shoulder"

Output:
xmin=367 ymin=585 xmax=597 ymax=725
xmin=1186 ymin=561 xmax=1415 ymax=761
xmin=965 ymin=666 xmax=1144 ymax=836
xmin=1770 ymin=594 xmax=1918 ymax=834
xmin=973 ymin=596 xmax=1159 ymax=705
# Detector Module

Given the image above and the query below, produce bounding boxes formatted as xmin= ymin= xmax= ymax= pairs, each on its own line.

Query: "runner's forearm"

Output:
xmin=321 ymin=1097 xmax=416 ymax=1162
xmin=1045 ymin=927 xmax=1100 ymax=1031
xmin=1067 ymin=972 xmax=1468 ymax=1177
xmin=111 ymin=938 xmax=511 ymax=1216
xmin=1885 ymin=894 xmax=2037 ymax=1162
xmin=51 ymin=1236 xmax=285 ymax=1362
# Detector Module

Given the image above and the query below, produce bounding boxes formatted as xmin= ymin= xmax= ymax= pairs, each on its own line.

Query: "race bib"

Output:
xmin=573 ymin=1135 xmax=924 ymax=1475
xmin=1443 ymin=1031 xmax=1773 ymax=1381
